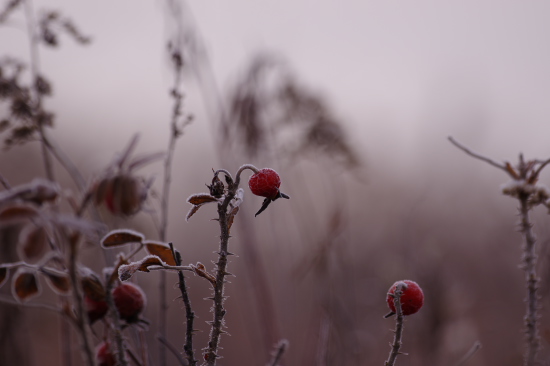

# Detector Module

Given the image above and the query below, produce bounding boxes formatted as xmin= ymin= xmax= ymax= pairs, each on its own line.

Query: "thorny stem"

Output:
xmin=519 ymin=193 xmax=539 ymax=366
xmin=171 ymin=243 xmax=197 ymax=366
xmin=105 ymin=276 xmax=129 ymax=366
xmin=67 ymin=234 xmax=95 ymax=366
xmin=203 ymin=170 xmax=240 ymax=366
xmin=385 ymin=282 xmax=406 ymax=366
xmin=158 ymin=37 xmax=188 ymax=366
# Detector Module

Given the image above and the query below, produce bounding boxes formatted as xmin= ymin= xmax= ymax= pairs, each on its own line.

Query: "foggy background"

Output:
xmin=2 ymin=0 xmax=550 ymax=365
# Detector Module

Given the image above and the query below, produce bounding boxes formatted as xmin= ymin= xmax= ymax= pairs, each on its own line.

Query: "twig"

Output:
xmin=453 ymin=341 xmax=481 ymax=366
xmin=384 ymin=282 xmax=406 ymax=366
xmin=66 ymin=234 xmax=95 ymax=366
xmin=157 ymin=335 xmax=187 ymax=366
xmin=519 ymin=192 xmax=539 ymax=366
xmin=266 ymin=339 xmax=289 ymax=366
xmin=170 ymin=243 xmax=197 ymax=366
xmin=203 ymin=169 xmax=241 ymax=365
xmin=448 ymin=136 xmax=507 ymax=172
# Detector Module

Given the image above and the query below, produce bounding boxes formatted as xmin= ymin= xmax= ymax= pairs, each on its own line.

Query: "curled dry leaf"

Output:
xmin=41 ymin=267 xmax=70 ymax=295
xmin=0 ymin=204 xmax=39 ymax=225
xmin=118 ymin=255 xmax=165 ymax=281
xmin=101 ymin=229 xmax=144 ymax=248
xmin=12 ymin=269 xmax=40 ymax=302
xmin=227 ymin=206 xmax=239 ymax=234
xmin=80 ymin=269 xmax=106 ymax=300
xmin=0 ymin=267 xmax=7 ymax=288
xmin=19 ymin=225 xmax=49 ymax=263
xmin=187 ymin=193 xmax=218 ymax=205
xmin=192 ymin=262 xmax=216 ymax=285
xmin=144 ymin=240 xmax=176 ymax=266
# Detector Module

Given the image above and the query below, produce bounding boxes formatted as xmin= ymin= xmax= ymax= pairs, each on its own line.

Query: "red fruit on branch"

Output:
xmin=84 ymin=295 xmax=108 ymax=324
xmin=248 ymin=168 xmax=289 ymax=216
xmin=249 ymin=168 xmax=282 ymax=199
xmin=96 ymin=341 xmax=116 ymax=366
xmin=386 ymin=280 xmax=424 ymax=316
xmin=112 ymin=282 xmax=146 ymax=323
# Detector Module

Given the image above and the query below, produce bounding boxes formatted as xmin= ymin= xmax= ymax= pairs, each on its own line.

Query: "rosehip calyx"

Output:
xmin=112 ymin=282 xmax=146 ymax=323
xmin=385 ymin=280 xmax=424 ymax=317
xmin=248 ymin=168 xmax=289 ymax=216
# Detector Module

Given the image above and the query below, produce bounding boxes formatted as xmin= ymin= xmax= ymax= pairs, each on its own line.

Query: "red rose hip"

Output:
xmin=248 ymin=168 xmax=282 ymax=199
xmin=386 ymin=280 xmax=424 ymax=316
xmin=96 ymin=341 xmax=116 ymax=366
xmin=112 ymin=282 xmax=146 ymax=323
xmin=85 ymin=295 xmax=109 ymax=324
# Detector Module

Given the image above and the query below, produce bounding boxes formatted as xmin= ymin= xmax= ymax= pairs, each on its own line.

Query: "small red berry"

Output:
xmin=96 ymin=341 xmax=116 ymax=366
xmin=386 ymin=280 xmax=424 ymax=316
xmin=248 ymin=168 xmax=282 ymax=200
xmin=112 ymin=282 xmax=146 ymax=323
xmin=84 ymin=295 xmax=109 ymax=324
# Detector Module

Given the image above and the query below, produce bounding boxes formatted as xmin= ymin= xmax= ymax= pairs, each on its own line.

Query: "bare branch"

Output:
xmin=384 ymin=282 xmax=407 ymax=366
xmin=448 ymin=136 xmax=507 ymax=172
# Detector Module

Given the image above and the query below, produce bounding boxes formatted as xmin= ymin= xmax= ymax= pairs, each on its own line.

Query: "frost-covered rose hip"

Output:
xmin=248 ymin=168 xmax=281 ymax=199
xmin=96 ymin=341 xmax=116 ymax=366
xmin=248 ymin=168 xmax=289 ymax=216
xmin=112 ymin=282 xmax=146 ymax=323
xmin=386 ymin=280 xmax=424 ymax=316
xmin=84 ymin=295 xmax=108 ymax=324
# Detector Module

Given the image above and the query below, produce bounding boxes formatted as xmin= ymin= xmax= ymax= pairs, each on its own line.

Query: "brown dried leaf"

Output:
xmin=186 ymin=205 xmax=201 ymax=221
xmin=81 ymin=270 xmax=105 ymax=300
xmin=0 ymin=204 xmax=38 ymax=223
xmin=144 ymin=241 xmax=176 ymax=266
xmin=0 ymin=267 xmax=7 ymax=288
xmin=138 ymin=255 xmax=164 ymax=272
xmin=101 ymin=229 xmax=144 ymax=248
xmin=42 ymin=268 xmax=70 ymax=295
xmin=20 ymin=225 xmax=49 ymax=262
xmin=227 ymin=206 xmax=239 ymax=234
xmin=12 ymin=270 xmax=40 ymax=302
xmin=187 ymin=194 xmax=218 ymax=205
xmin=192 ymin=262 xmax=216 ymax=285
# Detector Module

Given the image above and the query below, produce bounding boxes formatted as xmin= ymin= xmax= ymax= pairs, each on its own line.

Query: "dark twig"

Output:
xmin=157 ymin=335 xmax=187 ymax=366
xmin=384 ymin=282 xmax=406 ymax=366
xmin=453 ymin=341 xmax=482 ymax=366
xmin=170 ymin=243 xmax=197 ymax=366
xmin=519 ymin=191 xmax=539 ymax=366
xmin=448 ymin=136 xmax=507 ymax=172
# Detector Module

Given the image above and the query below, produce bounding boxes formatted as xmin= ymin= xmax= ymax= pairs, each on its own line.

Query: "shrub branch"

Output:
xmin=384 ymin=282 xmax=406 ymax=366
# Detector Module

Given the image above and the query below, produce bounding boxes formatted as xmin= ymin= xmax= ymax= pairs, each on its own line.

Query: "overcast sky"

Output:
xmin=2 ymin=0 xmax=550 ymax=175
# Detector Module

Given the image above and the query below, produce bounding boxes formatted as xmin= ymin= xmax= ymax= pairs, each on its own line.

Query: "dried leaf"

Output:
xmin=0 ymin=204 xmax=38 ymax=223
xmin=101 ymin=229 xmax=144 ymax=248
xmin=144 ymin=241 xmax=176 ymax=266
xmin=138 ymin=255 xmax=164 ymax=272
xmin=187 ymin=193 xmax=218 ymax=205
xmin=80 ymin=268 xmax=105 ymax=300
xmin=118 ymin=255 xmax=164 ymax=281
xmin=192 ymin=262 xmax=216 ymax=285
xmin=227 ymin=206 xmax=239 ymax=234
xmin=0 ymin=267 xmax=7 ymax=288
xmin=12 ymin=269 xmax=40 ymax=302
xmin=186 ymin=205 xmax=201 ymax=221
xmin=42 ymin=268 xmax=70 ymax=295
xmin=19 ymin=225 xmax=49 ymax=262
